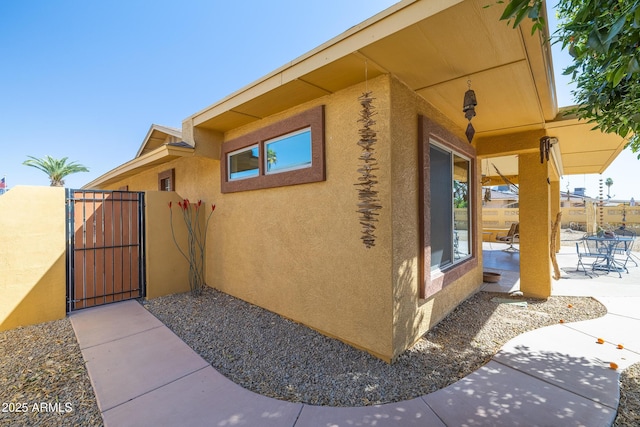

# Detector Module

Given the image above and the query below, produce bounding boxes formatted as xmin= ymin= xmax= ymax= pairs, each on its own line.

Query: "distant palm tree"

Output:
xmin=605 ymin=177 xmax=614 ymax=198
xmin=267 ymin=148 xmax=277 ymax=171
xmin=23 ymin=155 xmax=89 ymax=187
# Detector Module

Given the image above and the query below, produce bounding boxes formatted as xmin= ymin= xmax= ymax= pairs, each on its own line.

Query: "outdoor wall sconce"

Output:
xmin=463 ymin=80 xmax=477 ymax=143
xmin=540 ymin=136 xmax=558 ymax=163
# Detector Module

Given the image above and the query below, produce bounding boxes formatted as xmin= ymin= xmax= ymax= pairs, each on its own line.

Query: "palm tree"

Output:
xmin=23 ymin=155 xmax=89 ymax=187
xmin=266 ymin=148 xmax=277 ymax=171
xmin=605 ymin=177 xmax=614 ymax=199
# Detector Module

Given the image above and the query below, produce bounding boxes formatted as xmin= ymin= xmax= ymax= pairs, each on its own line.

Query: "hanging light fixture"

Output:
xmin=462 ymin=80 xmax=477 ymax=143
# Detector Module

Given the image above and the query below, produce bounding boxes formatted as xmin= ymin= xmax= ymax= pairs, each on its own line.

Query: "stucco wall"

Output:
xmin=101 ymin=156 xmax=219 ymax=203
xmin=210 ymin=75 xmax=394 ymax=360
xmin=144 ymin=191 xmax=206 ymax=299
xmin=0 ymin=186 xmax=66 ymax=330
xmin=93 ymin=74 xmax=484 ymax=361
xmin=389 ymin=77 xmax=483 ymax=359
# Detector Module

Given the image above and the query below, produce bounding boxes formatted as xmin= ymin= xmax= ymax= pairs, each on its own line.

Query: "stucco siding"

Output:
xmin=100 ymin=156 xmax=219 ymax=204
xmin=389 ymin=76 xmax=483 ymax=360
xmin=90 ymin=73 xmax=484 ymax=362
xmin=209 ymin=75 xmax=395 ymax=360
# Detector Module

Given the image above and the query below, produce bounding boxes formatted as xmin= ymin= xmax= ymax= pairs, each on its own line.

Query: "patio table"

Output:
xmin=585 ymin=236 xmax=633 ymax=277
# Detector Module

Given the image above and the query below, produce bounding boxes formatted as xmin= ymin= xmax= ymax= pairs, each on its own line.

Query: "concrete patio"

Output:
xmin=68 ymin=242 xmax=640 ymax=426
xmin=482 ymin=241 xmax=640 ymax=297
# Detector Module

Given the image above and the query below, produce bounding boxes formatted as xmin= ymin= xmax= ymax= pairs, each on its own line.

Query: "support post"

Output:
xmin=518 ymin=152 xmax=552 ymax=298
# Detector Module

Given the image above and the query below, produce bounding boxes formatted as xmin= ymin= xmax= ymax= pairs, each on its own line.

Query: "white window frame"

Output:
xmin=227 ymin=144 xmax=259 ymax=181
xmin=429 ymin=140 xmax=473 ymax=273
xmin=264 ymin=127 xmax=313 ymax=175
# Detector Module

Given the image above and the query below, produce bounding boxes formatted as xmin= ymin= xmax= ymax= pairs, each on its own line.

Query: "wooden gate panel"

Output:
xmin=67 ymin=190 xmax=145 ymax=311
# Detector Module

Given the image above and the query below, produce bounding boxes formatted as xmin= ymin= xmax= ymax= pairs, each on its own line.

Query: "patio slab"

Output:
xmin=492 ymin=323 xmax=638 ymax=408
xmin=295 ymin=397 xmax=444 ymax=427
xmin=480 ymin=268 xmax=520 ymax=293
xmin=423 ymin=360 xmax=616 ymax=427
xmin=594 ymin=296 xmax=640 ymax=319
xmin=102 ymin=366 xmax=303 ymax=427
xmin=563 ymin=315 xmax=640 ymax=356
xmin=552 ymin=247 xmax=640 ymax=297
xmin=69 ymin=299 xmax=164 ymax=349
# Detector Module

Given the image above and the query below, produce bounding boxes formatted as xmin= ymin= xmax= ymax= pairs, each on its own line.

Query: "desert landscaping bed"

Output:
xmin=0 ymin=318 xmax=102 ymax=427
xmin=144 ymin=287 xmax=611 ymax=406
xmin=1 ymin=286 xmax=637 ymax=425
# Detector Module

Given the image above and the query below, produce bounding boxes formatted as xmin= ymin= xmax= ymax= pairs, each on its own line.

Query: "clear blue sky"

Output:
xmin=0 ymin=0 xmax=399 ymax=189
xmin=1 ymin=0 xmax=637 ymax=199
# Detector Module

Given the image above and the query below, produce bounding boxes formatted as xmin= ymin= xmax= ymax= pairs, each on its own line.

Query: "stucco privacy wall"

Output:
xmin=0 ymin=186 xmax=66 ymax=331
xmin=209 ymin=75 xmax=395 ymax=360
xmin=389 ymin=77 xmax=483 ymax=359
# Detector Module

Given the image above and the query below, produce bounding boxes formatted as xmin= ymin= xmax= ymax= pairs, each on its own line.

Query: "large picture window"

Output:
xmin=419 ymin=115 xmax=477 ymax=299
xmin=429 ymin=143 xmax=471 ymax=270
xmin=221 ymin=106 xmax=325 ymax=193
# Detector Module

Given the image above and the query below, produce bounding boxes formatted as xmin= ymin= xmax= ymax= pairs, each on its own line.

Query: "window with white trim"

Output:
xmin=228 ymin=145 xmax=259 ymax=180
xmin=265 ymin=128 xmax=312 ymax=174
xmin=220 ymin=105 xmax=325 ymax=193
xmin=429 ymin=142 xmax=472 ymax=270
xmin=158 ymin=168 xmax=175 ymax=191
xmin=418 ymin=114 xmax=477 ymax=299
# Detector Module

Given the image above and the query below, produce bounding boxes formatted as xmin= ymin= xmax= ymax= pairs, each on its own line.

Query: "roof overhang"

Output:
xmin=83 ymin=144 xmax=194 ymax=189
xmin=187 ymin=0 xmax=556 ymax=137
xmin=545 ymin=109 xmax=629 ymax=175
xmin=184 ymin=0 xmax=629 ymax=182
xmin=479 ymin=107 xmax=630 ymax=185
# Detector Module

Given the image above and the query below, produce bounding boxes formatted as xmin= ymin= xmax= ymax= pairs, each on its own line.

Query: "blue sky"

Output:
xmin=0 ymin=0 xmax=399 ymax=189
xmin=1 ymin=0 xmax=637 ymax=199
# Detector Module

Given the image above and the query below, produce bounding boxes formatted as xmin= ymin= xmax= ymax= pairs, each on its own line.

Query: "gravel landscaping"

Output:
xmin=0 ymin=318 xmax=102 ymax=427
xmin=615 ymin=362 xmax=640 ymax=426
xmin=1 ymin=282 xmax=637 ymax=425
xmin=144 ymin=287 xmax=608 ymax=407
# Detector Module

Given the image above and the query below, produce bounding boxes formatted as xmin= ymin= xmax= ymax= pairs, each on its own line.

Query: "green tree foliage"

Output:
xmin=23 ymin=155 xmax=89 ymax=187
xmin=499 ymin=0 xmax=640 ymax=156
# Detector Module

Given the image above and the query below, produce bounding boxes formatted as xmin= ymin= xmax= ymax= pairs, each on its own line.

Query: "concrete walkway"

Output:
xmin=69 ymin=246 xmax=640 ymax=426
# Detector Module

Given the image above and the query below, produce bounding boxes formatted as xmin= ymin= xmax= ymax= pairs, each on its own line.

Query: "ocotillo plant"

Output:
xmin=169 ymin=199 xmax=216 ymax=296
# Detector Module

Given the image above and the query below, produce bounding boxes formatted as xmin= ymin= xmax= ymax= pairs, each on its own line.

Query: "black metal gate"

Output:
xmin=66 ymin=189 xmax=145 ymax=312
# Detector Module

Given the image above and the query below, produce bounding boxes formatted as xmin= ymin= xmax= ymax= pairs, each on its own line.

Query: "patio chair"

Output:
xmin=575 ymin=239 xmax=607 ymax=275
xmin=613 ymin=228 xmax=638 ymax=267
xmin=496 ymin=222 xmax=519 ymax=252
xmin=613 ymin=227 xmax=635 ymax=238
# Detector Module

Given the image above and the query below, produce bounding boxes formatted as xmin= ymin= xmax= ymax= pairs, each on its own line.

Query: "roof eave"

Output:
xmin=185 ymin=0 xmax=463 ymax=129
xmin=83 ymin=144 xmax=194 ymax=189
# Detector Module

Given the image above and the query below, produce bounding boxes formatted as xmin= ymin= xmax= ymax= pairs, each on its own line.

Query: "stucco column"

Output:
xmin=518 ymin=152 xmax=552 ymax=298
xmin=550 ymin=180 xmax=561 ymax=251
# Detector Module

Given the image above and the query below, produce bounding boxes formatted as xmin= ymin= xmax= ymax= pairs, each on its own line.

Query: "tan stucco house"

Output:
xmin=84 ymin=0 xmax=629 ymax=362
